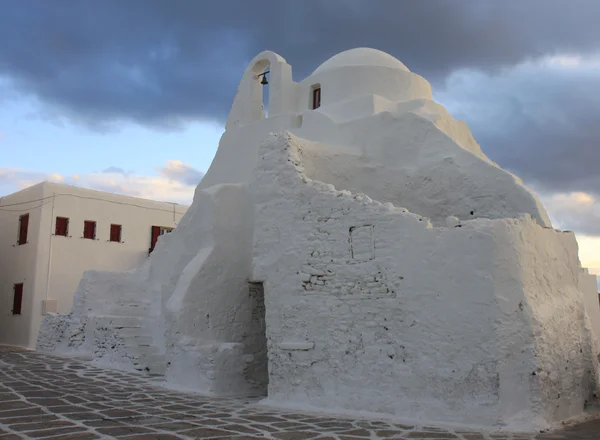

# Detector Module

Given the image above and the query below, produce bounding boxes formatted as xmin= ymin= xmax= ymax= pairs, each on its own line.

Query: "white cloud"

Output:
xmin=157 ymin=160 xmax=205 ymax=186
xmin=542 ymin=191 xmax=600 ymax=236
xmin=0 ymin=161 xmax=203 ymax=205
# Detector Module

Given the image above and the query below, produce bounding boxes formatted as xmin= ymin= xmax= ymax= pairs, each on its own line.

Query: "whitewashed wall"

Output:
xmin=251 ymin=133 xmax=598 ymax=431
xmin=0 ymin=184 xmax=45 ymax=347
xmin=1 ymin=181 xmax=187 ymax=348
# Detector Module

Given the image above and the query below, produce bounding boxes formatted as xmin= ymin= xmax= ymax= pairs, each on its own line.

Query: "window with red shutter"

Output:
xmin=83 ymin=220 xmax=96 ymax=239
xmin=12 ymin=283 xmax=23 ymax=315
xmin=18 ymin=214 xmax=29 ymax=245
xmin=110 ymin=224 xmax=122 ymax=242
xmin=149 ymin=225 xmax=161 ymax=253
xmin=312 ymin=86 xmax=321 ymax=109
xmin=55 ymin=217 xmax=69 ymax=236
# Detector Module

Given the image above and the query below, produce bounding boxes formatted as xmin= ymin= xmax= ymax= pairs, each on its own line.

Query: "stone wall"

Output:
xmin=251 ymin=132 xmax=599 ymax=431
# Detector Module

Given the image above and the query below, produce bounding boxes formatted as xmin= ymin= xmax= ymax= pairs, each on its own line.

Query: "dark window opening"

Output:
xmin=110 ymin=224 xmax=122 ymax=242
xmin=18 ymin=214 xmax=29 ymax=245
xmin=55 ymin=217 xmax=69 ymax=236
xmin=149 ymin=225 xmax=173 ymax=254
xmin=312 ymin=86 xmax=321 ymax=110
xmin=12 ymin=283 xmax=23 ymax=315
xmin=83 ymin=220 xmax=96 ymax=240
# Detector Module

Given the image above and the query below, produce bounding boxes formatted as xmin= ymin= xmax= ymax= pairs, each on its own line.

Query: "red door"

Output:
xmin=149 ymin=226 xmax=161 ymax=253
xmin=18 ymin=214 xmax=29 ymax=245
xmin=13 ymin=283 xmax=23 ymax=315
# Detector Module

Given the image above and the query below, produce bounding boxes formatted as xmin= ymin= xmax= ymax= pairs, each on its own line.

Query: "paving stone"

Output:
xmin=337 ymin=428 xmax=371 ymax=437
xmin=3 ymin=346 xmax=600 ymax=440
xmin=96 ymin=426 xmax=155 ymax=436
xmin=375 ymin=429 xmax=409 ymax=437
xmin=121 ymin=435 xmax=185 ymax=440
xmin=0 ymin=434 xmax=23 ymax=440
xmin=100 ymin=408 xmax=141 ymax=418
xmin=8 ymin=420 xmax=76 ymax=432
xmin=151 ymin=421 xmax=198 ymax=431
xmin=23 ymin=426 xmax=89 ymax=438
xmin=27 ymin=397 xmax=70 ymax=407
xmin=242 ymin=414 xmax=286 ymax=423
xmin=82 ymin=419 xmax=127 ymax=428
xmin=18 ymin=390 xmax=64 ymax=398
xmin=406 ymin=432 xmax=457 ymax=439
xmin=273 ymin=432 xmax=321 ymax=440
xmin=188 ymin=417 xmax=226 ymax=425
xmin=48 ymin=405 xmax=90 ymax=414
xmin=0 ymin=401 xmax=32 ymax=411
xmin=248 ymin=422 xmax=281 ymax=432
xmin=125 ymin=416 xmax=174 ymax=426
xmin=65 ymin=412 xmax=104 ymax=421
xmin=179 ymin=427 xmax=235 ymax=437
xmin=339 ymin=437 xmax=376 ymax=440
xmin=220 ymin=423 xmax=263 ymax=434
xmin=62 ymin=396 xmax=87 ymax=404
xmin=48 ymin=433 xmax=102 ymax=439
xmin=272 ymin=421 xmax=315 ymax=429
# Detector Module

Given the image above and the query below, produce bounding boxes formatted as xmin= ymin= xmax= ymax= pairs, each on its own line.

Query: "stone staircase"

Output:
xmin=91 ymin=316 xmax=166 ymax=376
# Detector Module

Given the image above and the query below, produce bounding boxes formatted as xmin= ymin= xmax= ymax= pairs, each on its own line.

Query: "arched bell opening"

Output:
xmin=251 ymin=59 xmax=271 ymax=120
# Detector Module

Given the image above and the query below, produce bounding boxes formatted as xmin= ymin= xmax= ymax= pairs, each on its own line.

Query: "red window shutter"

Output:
xmin=150 ymin=226 xmax=161 ymax=253
xmin=18 ymin=214 xmax=29 ymax=245
xmin=55 ymin=217 xmax=69 ymax=236
xmin=110 ymin=224 xmax=122 ymax=242
xmin=83 ymin=221 xmax=96 ymax=239
xmin=13 ymin=283 xmax=23 ymax=315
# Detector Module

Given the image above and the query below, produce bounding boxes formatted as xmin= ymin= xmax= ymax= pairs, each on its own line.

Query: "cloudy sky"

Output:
xmin=0 ymin=0 xmax=599 ymax=282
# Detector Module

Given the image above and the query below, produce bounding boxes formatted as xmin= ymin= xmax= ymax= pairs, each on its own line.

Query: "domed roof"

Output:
xmin=312 ymin=48 xmax=410 ymax=75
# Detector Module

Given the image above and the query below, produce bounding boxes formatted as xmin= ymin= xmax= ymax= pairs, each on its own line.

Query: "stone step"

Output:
xmin=122 ymin=335 xmax=153 ymax=345
xmin=117 ymin=327 xmax=148 ymax=337
xmin=95 ymin=316 xmax=146 ymax=327
xmin=125 ymin=344 xmax=161 ymax=356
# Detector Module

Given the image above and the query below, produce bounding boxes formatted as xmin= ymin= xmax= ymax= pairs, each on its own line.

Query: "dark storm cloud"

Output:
xmin=437 ymin=58 xmax=600 ymax=197
xmin=436 ymin=57 xmax=600 ymax=236
xmin=1 ymin=0 xmax=599 ymax=127
xmin=2 ymin=0 xmax=600 ymax=236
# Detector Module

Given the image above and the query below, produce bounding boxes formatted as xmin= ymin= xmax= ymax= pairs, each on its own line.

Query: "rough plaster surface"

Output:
xmin=37 ymin=47 xmax=599 ymax=431
xmin=249 ymin=132 xmax=598 ymax=431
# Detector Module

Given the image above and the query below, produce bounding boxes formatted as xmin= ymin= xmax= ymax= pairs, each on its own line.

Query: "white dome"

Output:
xmin=312 ymin=48 xmax=410 ymax=75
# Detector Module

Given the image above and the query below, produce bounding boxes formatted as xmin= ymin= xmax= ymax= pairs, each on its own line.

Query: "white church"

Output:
xmin=37 ymin=48 xmax=600 ymax=432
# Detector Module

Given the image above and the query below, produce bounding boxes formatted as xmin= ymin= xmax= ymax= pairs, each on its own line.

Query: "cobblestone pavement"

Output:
xmin=1 ymin=346 xmax=598 ymax=440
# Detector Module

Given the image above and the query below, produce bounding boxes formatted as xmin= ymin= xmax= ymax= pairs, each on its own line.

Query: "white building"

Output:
xmin=38 ymin=48 xmax=599 ymax=432
xmin=0 ymin=182 xmax=187 ymax=348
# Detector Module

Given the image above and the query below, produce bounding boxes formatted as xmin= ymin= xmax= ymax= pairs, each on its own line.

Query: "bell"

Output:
xmin=260 ymin=74 xmax=268 ymax=85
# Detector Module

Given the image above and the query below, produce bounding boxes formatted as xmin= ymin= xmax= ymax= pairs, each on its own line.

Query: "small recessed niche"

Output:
xmin=311 ymin=84 xmax=321 ymax=110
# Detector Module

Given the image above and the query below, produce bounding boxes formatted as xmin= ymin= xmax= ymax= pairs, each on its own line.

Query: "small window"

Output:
xmin=83 ymin=221 xmax=96 ymax=240
xmin=110 ymin=224 xmax=122 ymax=242
xmin=55 ymin=217 xmax=69 ymax=237
xmin=18 ymin=214 xmax=29 ymax=245
xmin=312 ymin=86 xmax=321 ymax=110
xmin=12 ymin=283 xmax=23 ymax=315
xmin=149 ymin=225 xmax=174 ymax=253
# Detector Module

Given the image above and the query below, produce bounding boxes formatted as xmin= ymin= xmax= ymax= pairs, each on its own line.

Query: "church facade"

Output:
xmin=37 ymin=48 xmax=600 ymax=432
